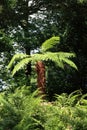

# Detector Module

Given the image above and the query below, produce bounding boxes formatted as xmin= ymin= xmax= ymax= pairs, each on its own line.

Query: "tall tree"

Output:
xmin=55 ymin=0 xmax=87 ymax=92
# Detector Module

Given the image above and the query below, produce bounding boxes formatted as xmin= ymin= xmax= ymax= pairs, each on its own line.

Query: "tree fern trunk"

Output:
xmin=36 ymin=61 xmax=46 ymax=96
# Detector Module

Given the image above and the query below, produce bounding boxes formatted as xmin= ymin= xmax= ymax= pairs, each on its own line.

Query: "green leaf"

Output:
xmin=12 ymin=57 xmax=32 ymax=76
xmin=7 ymin=53 xmax=29 ymax=69
xmin=62 ymin=58 xmax=78 ymax=70
xmin=58 ymin=52 xmax=76 ymax=58
xmin=8 ymin=36 xmax=77 ymax=76
xmin=41 ymin=36 xmax=60 ymax=52
xmin=10 ymin=51 xmax=77 ymax=76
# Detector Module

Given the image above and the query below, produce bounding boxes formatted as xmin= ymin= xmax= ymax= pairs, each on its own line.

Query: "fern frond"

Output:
xmin=42 ymin=52 xmax=64 ymax=68
xmin=56 ymin=52 xmax=77 ymax=69
xmin=11 ymin=52 xmax=77 ymax=76
xmin=62 ymin=58 xmax=77 ymax=70
xmin=32 ymin=52 xmax=77 ymax=69
xmin=7 ymin=53 xmax=29 ymax=69
xmin=31 ymin=53 xmax=44 ymax=62
xmin=58 ymin=52 xmax=76 ymax=58
xmin=41 ymin=36 xmax=60 ymax=52
xmin=12 ymin=57 xmax=32 ymax=76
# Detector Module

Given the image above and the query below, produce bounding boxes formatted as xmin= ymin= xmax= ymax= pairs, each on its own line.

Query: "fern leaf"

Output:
xmin=31 ymin=54 xmax=44 ymax=62
xmin=44 ymin=52 xmax=64 ymax=68
xmin=7 ymin=53 xmax=29 ymax=69
xmin=62 ymin=58 xmax=77 ymax=70
xmin=9 ymin=51 xmax=77 ymax=76
xmin=32 ymin=52 xmax=61 ymax=65
xmin=41 ymin=36 xmax=60 ymax=52
xmin=58 ymin=52 xmax=76 ymax=58
xmin=32 ymin=52 xmax=77 ymax=69
xmin=12 ymin=58 xmax=32 ymax=76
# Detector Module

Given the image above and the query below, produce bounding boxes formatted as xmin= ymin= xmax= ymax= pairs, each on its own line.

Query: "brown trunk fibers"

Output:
xmin=36 ymin=61 xmax=46 ymax=96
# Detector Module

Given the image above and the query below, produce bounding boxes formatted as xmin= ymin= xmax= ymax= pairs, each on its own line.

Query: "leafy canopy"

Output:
xmin=8 ymin=36 xmax=77 ymax=76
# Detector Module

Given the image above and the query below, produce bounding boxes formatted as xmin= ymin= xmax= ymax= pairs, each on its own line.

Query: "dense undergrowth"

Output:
xmin=0 ymin=87 xmax=87 ymax=130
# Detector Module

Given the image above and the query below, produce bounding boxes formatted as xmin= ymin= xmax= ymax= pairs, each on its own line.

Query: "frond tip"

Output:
xmin=12 ymin=58 xmax=32 ymax=76
xmin=41 ymin=36 xmax=60 ymax=52
xmin=7 ymin=53 xmax=29 ymax=69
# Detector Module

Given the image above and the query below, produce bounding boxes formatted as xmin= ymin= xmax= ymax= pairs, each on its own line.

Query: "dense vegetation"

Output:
xmin=0 ymin=0 xmax=87 ymax=129
xmin=1 ymin=88 xmax=87 ymax=130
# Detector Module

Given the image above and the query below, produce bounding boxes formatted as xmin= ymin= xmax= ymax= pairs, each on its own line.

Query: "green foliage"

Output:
xmin=0 ymin=0 xmax=87 ymax=94
xmin=8 ymin=52 xmax=77 ymax=76
xmin=8 ymin=37 xmax=77 ymax=76
xmin=7 ymin=0 xmax=17 ymax=8
xmin=78 ymin=0 xmax=87 ymax=3
xmin=1 ymin=89 xmax=87 ymax=130
xmin=43 ymin=91 xmax=87 ymax=130
xmin=0 ymin=86 xmax=43 ymax=130
xmin=41 ymin=36 xmax=60 ymax=52
xmin=0 ymin=92 xmax=21 ymax=129
xmin=7 ymin=53 xmax=29 ymax=70
xmin=0 ymin=30 xmax=13 ymax=52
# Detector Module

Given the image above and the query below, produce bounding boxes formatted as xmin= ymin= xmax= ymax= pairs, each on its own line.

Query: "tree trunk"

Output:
xmin=36 ymin=61 xmax=46 ymax=96
xmin=22 ymin=0 xmax=31 ymax=86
